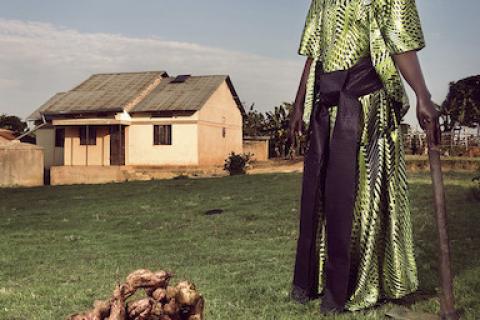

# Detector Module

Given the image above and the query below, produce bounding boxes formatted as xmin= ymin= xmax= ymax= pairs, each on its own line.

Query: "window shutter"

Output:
xmin=80 ymin=126 xmax=86 ymax=145
xmin=154 ymin=125 xmax=159 ymax=145
xmin=153 ymin=124 xmax=172 ymax=145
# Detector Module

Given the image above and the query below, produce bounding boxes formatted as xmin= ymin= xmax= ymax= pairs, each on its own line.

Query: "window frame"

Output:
xmin=79 ymin=126 xmax=97 ymax=146
xmin=153 ymin=124 xmax=172 ymax=145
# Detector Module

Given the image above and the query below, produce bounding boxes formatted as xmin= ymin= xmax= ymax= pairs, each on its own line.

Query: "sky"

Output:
xmin=0 ymin=0 xmax=479 ymax=129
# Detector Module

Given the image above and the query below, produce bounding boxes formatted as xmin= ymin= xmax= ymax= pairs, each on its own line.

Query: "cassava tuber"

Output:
xmin=187 ymin=296 xmax=205 ymax=320
xmin=150 ymin=288 xmax=167 ymax=302
xmin=107 ymin=286 xmax=126 ymax=320
xmin=67 ymin=298 xmax=112 ymax=320
xmin=127 ymin=298 xmax=152 ymax=320
xmin=126 ymin=269 xmax=171 ymax=291
xmin=166 ymin=286 xmax=178 ymax=300
xmin=175 ymin=281 xmax=200 ymax=306
xmin=66 ymin=269 xmax=203 ymax=320
xmin=163 ymin=298 xmax=179 ymax=316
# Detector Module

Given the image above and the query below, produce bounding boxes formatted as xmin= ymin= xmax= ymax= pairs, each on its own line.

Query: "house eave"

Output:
xmin=52 ymin=118 xmax=132 ymax=126
xmin=42 ymin=108 xmax=124 ymax=117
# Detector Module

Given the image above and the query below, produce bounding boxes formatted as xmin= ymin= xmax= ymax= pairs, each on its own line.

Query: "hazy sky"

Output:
xmin=0 ymin=0 xmax=479 ymax=129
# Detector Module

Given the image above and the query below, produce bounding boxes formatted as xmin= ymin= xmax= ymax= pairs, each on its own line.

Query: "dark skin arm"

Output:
xmin=288 ymin=57 xmax=313 ymax=140
xmin=289 ymin=52 xmax=441 ymax=147
xmin=392 ymin=50 xmax=442 ymax=147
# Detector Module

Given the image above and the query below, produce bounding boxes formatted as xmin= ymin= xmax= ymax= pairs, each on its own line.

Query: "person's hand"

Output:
xmin=416 ymin=97 xmax=442 ymax=148
xmin=288 ymin=102 xmax=304 ymax=144
xmin=289 ymin=57 xmax=312 ymax=145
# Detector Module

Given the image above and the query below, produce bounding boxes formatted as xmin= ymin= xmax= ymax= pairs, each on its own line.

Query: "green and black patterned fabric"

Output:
xmin=297 ymin=0 xmax=425 ymax=311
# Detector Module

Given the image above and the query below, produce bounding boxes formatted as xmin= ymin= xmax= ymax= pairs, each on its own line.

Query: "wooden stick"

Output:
xmin=426 ymin=128 xmax=460 ymax=320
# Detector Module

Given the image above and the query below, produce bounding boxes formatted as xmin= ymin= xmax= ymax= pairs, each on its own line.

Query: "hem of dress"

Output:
xmin=343 ymin=284 xmax=420 ymax=312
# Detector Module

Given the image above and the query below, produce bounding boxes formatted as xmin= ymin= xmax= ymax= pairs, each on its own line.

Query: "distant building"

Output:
xmin=27 ymin=71 xmax=246 ymax=169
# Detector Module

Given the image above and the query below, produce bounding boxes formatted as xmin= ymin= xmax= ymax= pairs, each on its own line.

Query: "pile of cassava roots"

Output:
xmin=67 ymin=269 xmax=204 ymax=320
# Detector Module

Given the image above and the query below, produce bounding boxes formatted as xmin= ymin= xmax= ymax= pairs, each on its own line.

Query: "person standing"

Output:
xmin=288 ymin=0 xmax=441 ymax=314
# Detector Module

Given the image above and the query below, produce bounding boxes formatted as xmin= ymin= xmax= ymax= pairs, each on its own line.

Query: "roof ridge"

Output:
xmin=92 ymin=70 xmax=168 ymax=76
xmin=166 ymin=74 xmax=228 ymax=78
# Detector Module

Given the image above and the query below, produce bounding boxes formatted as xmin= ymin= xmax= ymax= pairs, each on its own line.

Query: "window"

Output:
xmin=154 ymin=125 xmax=172 ymax=145
xmin=79 ymin=126 xmax=97 ymax=145
xmin=55 ymin=128 xmax=65 ymax=147
xmin=222 ymin=127 xmax=226 ymax=138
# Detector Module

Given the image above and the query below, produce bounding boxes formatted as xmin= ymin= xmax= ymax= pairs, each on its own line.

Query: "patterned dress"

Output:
xmin=298 ymin=0 xmax=426 ymax=311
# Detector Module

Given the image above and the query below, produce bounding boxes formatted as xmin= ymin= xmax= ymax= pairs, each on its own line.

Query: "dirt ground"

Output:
xmin=248 ymin=158 xmax=304 ymax=174
xmin=247 ymin=155 xmax=480 ymax=175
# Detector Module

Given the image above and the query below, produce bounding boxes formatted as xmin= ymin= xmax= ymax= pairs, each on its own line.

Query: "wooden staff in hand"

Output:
xmin=393 ymin=51 xmax=460 ymax=320
xmin=425 ymin=110 xmax=460 ymax=320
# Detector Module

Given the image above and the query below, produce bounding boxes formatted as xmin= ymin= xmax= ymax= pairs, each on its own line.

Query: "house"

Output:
xmin=28 ymin=71 xmax=246 ymax=173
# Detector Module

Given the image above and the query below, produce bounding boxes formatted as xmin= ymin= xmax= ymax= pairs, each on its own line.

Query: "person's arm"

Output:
xmin=290 ymin=0 xmax=322 ymax=139
xmin=289 ymin=57 xmax=313 ymax=139
xmin=392 ymin=51 xmax=442 ymax=147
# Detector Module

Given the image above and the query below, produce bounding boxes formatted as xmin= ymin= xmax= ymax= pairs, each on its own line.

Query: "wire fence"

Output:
xmin=403 ymin=132 xmax=480 ymax=156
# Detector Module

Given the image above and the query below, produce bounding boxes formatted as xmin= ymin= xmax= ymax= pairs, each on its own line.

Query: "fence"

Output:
xmin=403 ymin=132 xmax=480 ymax=156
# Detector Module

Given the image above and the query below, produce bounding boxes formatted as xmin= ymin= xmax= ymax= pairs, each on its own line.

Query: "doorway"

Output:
xmin=110 ymin=125 xmax=125 ymax=165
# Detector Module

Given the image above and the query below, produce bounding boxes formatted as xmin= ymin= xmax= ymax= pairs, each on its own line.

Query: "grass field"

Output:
xmin=0 ymin=171 xmax=479 ymax=319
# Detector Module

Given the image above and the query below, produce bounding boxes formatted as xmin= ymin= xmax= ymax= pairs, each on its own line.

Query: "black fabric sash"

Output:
xmin=292 ymin=56 xmax=383 ymax=308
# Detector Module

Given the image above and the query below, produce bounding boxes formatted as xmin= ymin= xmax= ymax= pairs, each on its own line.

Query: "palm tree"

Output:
xmin=242 ymin=102 xmax=309 ymax=159
xmin=264 ymin=103 xmax=288 ymax=157
xmin=243 ymin=103 xmax=267 ymax=137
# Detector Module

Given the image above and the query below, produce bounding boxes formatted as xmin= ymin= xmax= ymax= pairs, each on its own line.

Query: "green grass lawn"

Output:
xmin=0 ymin=172 xmax=479 ymax=320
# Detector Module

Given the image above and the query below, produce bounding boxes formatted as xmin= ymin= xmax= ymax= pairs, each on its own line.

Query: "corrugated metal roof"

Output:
xmin=132 ymin=75 xmax=227 ymax=112
xmin=70 ymin=71 xmax=167 ymax=92
xmin=27 ymin=92 xmax=66 ymax=120
xmin=29 ymin=71 xmax=245 ymax=119
xmin=29 ymin=71 xmax=167 ymax=118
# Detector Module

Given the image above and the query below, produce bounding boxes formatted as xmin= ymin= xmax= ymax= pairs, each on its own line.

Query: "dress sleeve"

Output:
xmin=298 ymin=0 xmax=322 ymax=58
xmin=376 ymin=0 xmax=426 ymax=54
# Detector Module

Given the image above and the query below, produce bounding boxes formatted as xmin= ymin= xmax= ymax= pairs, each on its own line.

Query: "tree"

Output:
xmin=243 ymin=103 xmax=267 ymax=137
xmin=0 ymin=114 xmax=27 ymax=136
xmin=242 ymin=102 xmax=309 ymax=159
xmin=264 ymin=103 xmax=291 ymax=158
xmin=441 ymin=75 xmax=480 ymax=132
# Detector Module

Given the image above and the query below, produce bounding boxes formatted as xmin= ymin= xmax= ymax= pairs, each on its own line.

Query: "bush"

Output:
xmin=223 ymin=152 xmax=253 ymax=176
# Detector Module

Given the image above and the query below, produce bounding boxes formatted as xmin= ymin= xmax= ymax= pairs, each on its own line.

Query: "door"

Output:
xmin=110 ymin=125 xmax=125 ymax=165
